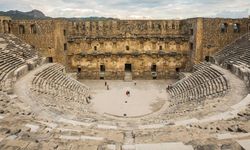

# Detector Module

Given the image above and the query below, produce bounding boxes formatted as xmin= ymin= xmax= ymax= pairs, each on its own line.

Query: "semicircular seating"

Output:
xmin=214 ymin=33 xmax=250 ymax=67
xmin=0 ymin=34 xmax=38 ymax=93
xmin=214 ymin=33 xmax=250 ymax=87
xmin=167 ymin=63 xmax=229 ymax=106
xmin=31 ymin=63 xmax=91 ymax=105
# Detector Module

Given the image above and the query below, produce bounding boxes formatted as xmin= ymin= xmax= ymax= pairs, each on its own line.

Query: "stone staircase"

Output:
xmin=124 ymin=72 xmax=132 ymax=82
xmin=122 ymin=131 xmax=135 ymax=150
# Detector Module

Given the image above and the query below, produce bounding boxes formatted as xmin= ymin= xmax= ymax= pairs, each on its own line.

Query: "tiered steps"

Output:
xmin=124 ymin=72 xmax=132 ymax=82
xmin=167 ymin=64 xmax=229 ymax=105
xmin=31 ymin=63 xmax=91 ymax=105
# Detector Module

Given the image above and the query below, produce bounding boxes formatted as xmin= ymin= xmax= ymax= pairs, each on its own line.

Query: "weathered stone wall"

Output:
xmin=68 ymin=20 xmax=184 ymax=36
xmin=7 ymin=17 xmax=249 ymax=79
xmin=70 ymin=53 xmax=188 ymax=80
xmin=66 ymin=20 xmax=191 ymax=79
xmin=67 ymin=37 xmax=190 ymax=54
xmin=0 ymin=16 xmax=11 ymax=33
xmin=10 ymin=19 xmax=68 ymax=65
xmin=182 ymin=18 xmax=249 ymax=64
xmin=182 ymin=18 xmax=202 ymax=66
xmin=199 ymin=18 xmax=249 ymax=62
xmin=248 ymin=16 xmax=250 ymax=32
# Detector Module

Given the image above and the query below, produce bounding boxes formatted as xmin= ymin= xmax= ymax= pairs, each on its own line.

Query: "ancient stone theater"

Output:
xmin=0 ymin=15 xmax=250 ymax=149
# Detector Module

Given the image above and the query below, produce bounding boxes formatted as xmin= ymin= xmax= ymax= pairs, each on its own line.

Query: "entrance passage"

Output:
xmin=77 ymin=67 xmax=81 ymax=73
xmin=47 ymin=57 xmax=53 ymax=63
xmin=100 ymin=65 xmax=105 ymax=72
xmin=124 ymin=64 xmax=132 ymax=81
xmin=151 ymin=64 xmax=157 ymax=72
xmin=100 ymin=65 xmax=105 ymax=80
xmin=151 ymin=64 xmax=157 ymax=79
xmin=125 ymin=64 xmax=132 ymax=72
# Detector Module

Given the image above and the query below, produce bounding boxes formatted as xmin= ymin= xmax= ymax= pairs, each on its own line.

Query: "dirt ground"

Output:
xmin=80 ymin=80 xmax=176 ymax=117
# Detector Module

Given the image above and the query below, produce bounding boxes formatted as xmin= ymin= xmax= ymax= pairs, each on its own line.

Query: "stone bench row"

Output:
xmin=224 ymin=52 xmax=250 ymax=67
xmin=168 ymin=66 xmax=229 ymax=104
xmin=216 ymin=45 xmax=250 ymax=58
xmin=0 ymin=34 xmax=39 ymax=93
xmin=169 ymin=76 xmax=228 ymax=105
xmin=31 ymin=64 xmax=91 ymax=104
xmin=215 ymin=33 xmax=250 ymax=66
xmin=0 ymin=51 xmax=25 ymax=91
xmin=170 ymin=66 xmax=224 ymax=94
xmin=193 ymin=62 xmax=211 ymax=71
xmin=0 ymin=34 xmax=37 ymax=60
xmin=5 ymin=45 xmax=36 ymax=60
xmin=215 ymin=34 xmax=250 ymax=57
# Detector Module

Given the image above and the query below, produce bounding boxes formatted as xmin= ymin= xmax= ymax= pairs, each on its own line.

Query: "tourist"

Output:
xmin=107 ymin=85 xmax=109 ymax=90
xmin=134 ymin=81 xmax=136 ymax=86
xmin=126 ymin=90 xmax=130 ymax=96
xmin=86 ymin=98 xmax=90 ymax=104
xmin=105 ymin=81 xmax=107 ymax=86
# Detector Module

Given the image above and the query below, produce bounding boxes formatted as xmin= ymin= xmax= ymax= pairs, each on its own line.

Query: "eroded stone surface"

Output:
xmin=0 ymin=16 xmax=249 ymax=150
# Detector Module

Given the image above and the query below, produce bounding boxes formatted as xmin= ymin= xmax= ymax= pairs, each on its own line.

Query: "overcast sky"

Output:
xmin=0 ymin=0 xmax=249 ymax=19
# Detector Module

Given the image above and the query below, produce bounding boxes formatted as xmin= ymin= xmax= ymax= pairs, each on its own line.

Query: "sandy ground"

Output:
xmin=80 ymin=80 xmax=175 ymax=117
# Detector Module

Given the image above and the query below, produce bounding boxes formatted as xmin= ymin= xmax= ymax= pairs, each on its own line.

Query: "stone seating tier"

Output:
xmin=31 ymin=63 xmax=91 ymax=105
xmin=168 ymin=65 xmax=229 ymax=105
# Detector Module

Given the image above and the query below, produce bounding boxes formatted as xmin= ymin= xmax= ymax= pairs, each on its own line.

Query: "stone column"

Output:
xmin=0 ymin=20 xmax=3 ymax=33
xmin=3 ymin=20 xmax=8 ymax=33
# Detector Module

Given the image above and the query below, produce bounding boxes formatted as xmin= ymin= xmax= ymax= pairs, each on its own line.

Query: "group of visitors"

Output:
xmin=104 ymin=81 xmax=138 ymax=96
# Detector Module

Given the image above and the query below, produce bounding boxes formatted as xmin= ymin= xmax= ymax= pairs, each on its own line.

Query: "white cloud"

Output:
xmin=0 ymin=0 xmax=249 ymax=19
